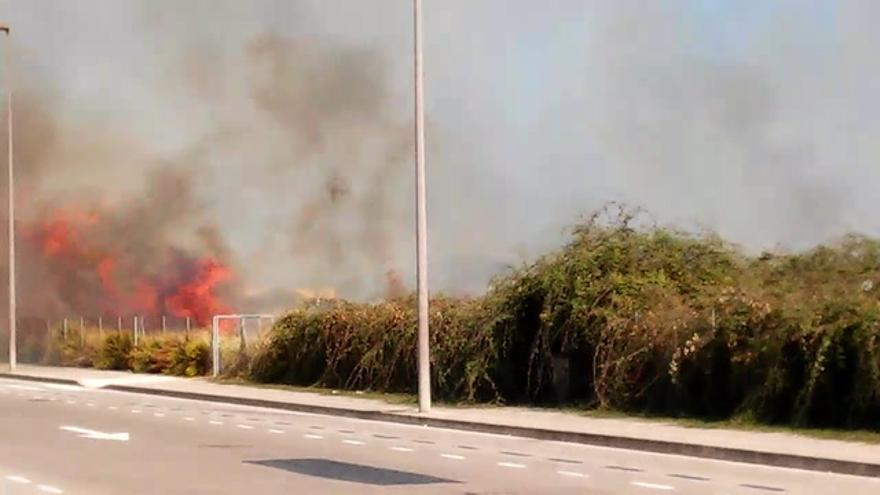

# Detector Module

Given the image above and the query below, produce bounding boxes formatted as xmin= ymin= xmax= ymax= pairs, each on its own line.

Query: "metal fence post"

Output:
xmin=185 ymin=316 xmax=191 ymax=339
xmin=161 ymin=315 xmax=166 ymax=335
xmin=212 ymin=316 xmax=220 ymax=377
xmin=46 ymin=319 xmax=52 ymax=358
xmin=238 ymin=317 xmax=247 ymax=352
xmin=63 ymin=318 xmax=68 ymax=341
xmin=79 ymin=316 xmax=85 ymax=346
xmin=133 ymin=315 xmax=138 ymax=346
xmin=98 ymin=316 xmax=103 ymax=338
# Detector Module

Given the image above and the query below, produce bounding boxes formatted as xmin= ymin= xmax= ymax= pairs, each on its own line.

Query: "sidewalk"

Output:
xmin=3 ymin=364 xmax=879 ymax=477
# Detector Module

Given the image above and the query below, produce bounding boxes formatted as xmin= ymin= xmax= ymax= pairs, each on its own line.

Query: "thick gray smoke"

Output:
xmin=0 ymin=0 xmax=877 ymax=322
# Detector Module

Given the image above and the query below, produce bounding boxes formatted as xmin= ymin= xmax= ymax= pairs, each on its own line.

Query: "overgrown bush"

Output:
xmin=94 ymin=333 xmax=133 ymax=370
xmin=250 ymin=205 xmax=880 ymax=429
xmin=44 ymin=330 xmax=212 ymax=378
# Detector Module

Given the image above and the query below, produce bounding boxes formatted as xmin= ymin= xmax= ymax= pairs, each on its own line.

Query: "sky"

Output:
xmin=0 ymin=0 xmax=878 ymax=300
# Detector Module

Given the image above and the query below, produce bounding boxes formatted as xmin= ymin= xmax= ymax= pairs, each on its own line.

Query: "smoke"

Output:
xmin=574 ymin=1 xmax=880 ymax=250
xmin=0 ymin=12 xmax=417 ymax=320
xmin=0 ymin=0 xmax=878 ymax=327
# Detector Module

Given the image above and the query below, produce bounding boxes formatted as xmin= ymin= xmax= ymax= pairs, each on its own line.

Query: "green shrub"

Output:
xmin=94 ymin=333 xmax=133 ymax=370
xmin=249 ymin=205 xmax=880 ymax=429
xmin=167 ymin=338 xmax=211 ymax=377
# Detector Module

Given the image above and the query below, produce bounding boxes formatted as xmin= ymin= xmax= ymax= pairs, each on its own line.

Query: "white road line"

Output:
xmin=558 ymin=470 xmax=587 ymax=478
xmin=343 ymin=439 xmax=365 ymax=446
xmin=86 ymin=402 xmax=96 ymax=407
xmin=632 ymin=482 xmax=675 ymax=491
xmin=183 ymin=417 xmax=195 ymax=422
xmin=6 ymin=475 xmax=31 ymax=484
xmin=440 ymin=454 xmax=465 ymax=460
xmin=236 ymin=424 xmax=254 ymax=430
xmin=497 ymin=462 xmax=526 ymax=469
xmin=8 ymin=384 xmax=42 ymax=391
xmin=304 ymin=434 xmax=324 ymax=440
xmin=131 ymin=409 xmax=141 ymax=414
xmin=38 ymin=485 xmax=64 ymax=494
xmin=65 ymin=400 xmax=76 ymax=405
xmin=268 ymin=429 xmax=284 ymax=434
xmin=154 ymin=413 xmax=165 ymax=418
xmin=209 ymin=420 xmax=224 ymax=425
xmin=107 ymin=406 xmax=118 ymax=411
xmin=390 ymin=446 xmax=414 ymax=452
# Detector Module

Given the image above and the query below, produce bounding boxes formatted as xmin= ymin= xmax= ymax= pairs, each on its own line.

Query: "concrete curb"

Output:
xmin=3 ymin=372 xmax=879 ymax=478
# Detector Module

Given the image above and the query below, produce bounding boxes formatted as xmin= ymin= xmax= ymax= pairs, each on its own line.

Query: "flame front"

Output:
xmin=24 ymin=207 xmax=234 ymax=326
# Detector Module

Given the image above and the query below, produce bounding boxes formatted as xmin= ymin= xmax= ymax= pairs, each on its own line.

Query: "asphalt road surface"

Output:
xmin=1 ymin=376 xmax=878 ymax=494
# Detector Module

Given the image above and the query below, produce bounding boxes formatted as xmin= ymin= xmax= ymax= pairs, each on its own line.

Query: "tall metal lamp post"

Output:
xmin=413 ymin=1 xmax=431 ymax=412
xmin=0 ymin=23 xmax=15 ymax=372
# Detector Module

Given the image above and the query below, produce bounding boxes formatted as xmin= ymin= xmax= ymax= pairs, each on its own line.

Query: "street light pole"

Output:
xmin=0 ymin=23 xmax=14 ymax=372
xmin=413 ymin=0 xmax=431 ymax=412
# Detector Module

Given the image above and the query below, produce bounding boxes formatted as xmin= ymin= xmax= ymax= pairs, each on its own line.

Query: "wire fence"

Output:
xmin=11 ymin=314 xmax=277 ymax=368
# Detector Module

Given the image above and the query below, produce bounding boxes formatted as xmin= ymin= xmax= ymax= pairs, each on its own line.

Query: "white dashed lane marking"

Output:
xmin=236 ymin=424 xmax=254 ymax=430
xmin=268 ymin=429 xmax=284 ymax=434
xmin=342 ymin=439 xmax=365 ymax=446
xmin=390 ymin=446 xmax=414 ymax=452
xmin=557 ymin=470 xmax=587 ymax=478
xmin=497 ymin=462 xmax=526 ymax=469
xmin=5 ymin=475 xmax=31 ymax=484
xmin=209 ymin=421 xmax=224 ymax=425
xmin=38 ymin=485 xmax=64 ymax=494
xmin=632 ymin=481 xmax=675 ymax=491
xmin=440 ymin=454 xmax=465 ymax=460
xmin=183 ymin=417 xmax=195 ymax=421
xmin=304 ymin=434 xmax=324 ymax=440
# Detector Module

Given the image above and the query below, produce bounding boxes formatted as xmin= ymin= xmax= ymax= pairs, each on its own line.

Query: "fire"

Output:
xmin=166 ymin=259 xmax=232 ymax=325
xmin=25 ymin=207 xmax=235 ymax=326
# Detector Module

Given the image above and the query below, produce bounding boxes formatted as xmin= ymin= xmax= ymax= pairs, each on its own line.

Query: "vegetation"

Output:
xmin=40 ymin=329 xmax=211 ymax=378
xmin=250 ymin=205 xmax=880 ymax=429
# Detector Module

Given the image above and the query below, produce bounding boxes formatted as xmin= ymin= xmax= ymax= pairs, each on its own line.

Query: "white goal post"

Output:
xmin=212 ymin=314 xmax=275 ymax=377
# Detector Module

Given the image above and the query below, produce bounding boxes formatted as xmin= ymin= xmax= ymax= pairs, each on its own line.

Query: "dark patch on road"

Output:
xmin=668 ymin=473 xmax=710 ymax=482
xmin=605 ymin=465 xmax=644 ymax=473
xmin=499 ymin=451 xmax=531 ymax=458
xmin=308 ymin=425 xmax=325 ymax=430
xmin=741 ymin=484 xmax=786 ymax=492
xmin=338 ymin=429 xmax=355 ymax=434
xmin=246 ymin=458 xmax=457 ymax=486
xmin=458 ymin=445 xmax=479 ymax=451
xmin=548 ymin=458 xmax=582 ymax=465
xmin=413 ymin=439 xmax=436 ymax=445
xmin=372 ymin=434 xmax=399 ymax=440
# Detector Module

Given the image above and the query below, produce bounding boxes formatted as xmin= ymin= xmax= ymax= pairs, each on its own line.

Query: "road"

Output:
xmin=0 ymin=376 xmax=877 ymax=494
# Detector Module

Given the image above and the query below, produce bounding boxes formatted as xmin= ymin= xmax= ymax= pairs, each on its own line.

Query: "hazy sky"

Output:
xmin=0 ymin=0 xmax=878 ymax=297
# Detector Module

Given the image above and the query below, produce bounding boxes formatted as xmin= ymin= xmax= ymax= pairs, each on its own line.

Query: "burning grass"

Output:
xmin=251 ymin=205 xmax=880 ymax=429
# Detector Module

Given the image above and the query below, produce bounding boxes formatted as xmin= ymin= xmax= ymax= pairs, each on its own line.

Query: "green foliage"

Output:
xmin=46 ymin=329 xmax=212 ymax=377
xmin=167 ymin=339 xmax=211 ymax=377
xmin=94 ymin=333 xmax=133 ymax=370
xmin=250 ymin=205 xmax=880 ymax=429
